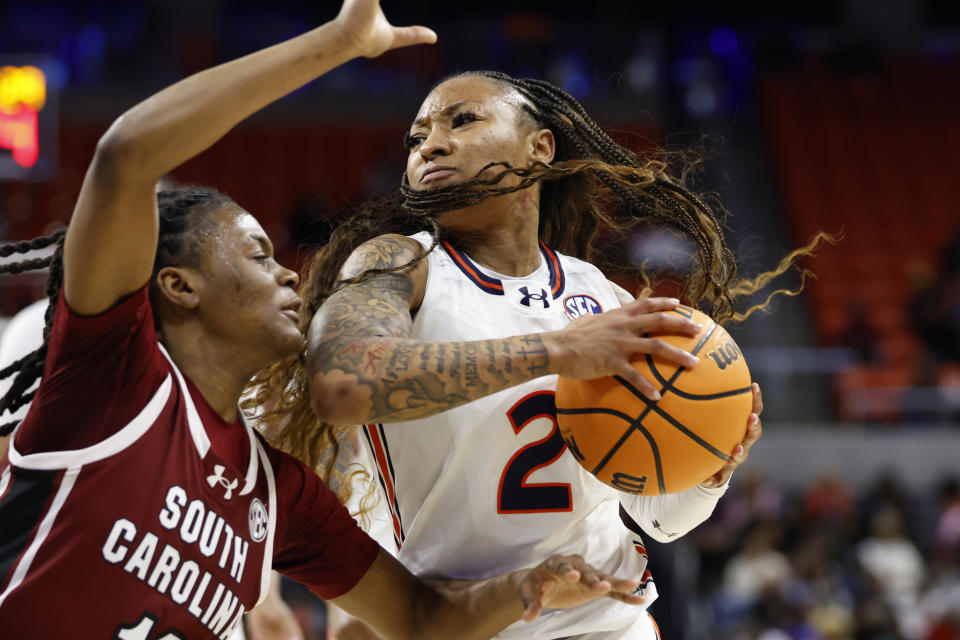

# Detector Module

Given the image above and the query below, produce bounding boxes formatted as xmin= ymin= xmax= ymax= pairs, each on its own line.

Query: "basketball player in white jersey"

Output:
xmin=0 ymin=2 xmax=654 ymax=637
xmin=284 ymin=71 xmax=764 ymax=638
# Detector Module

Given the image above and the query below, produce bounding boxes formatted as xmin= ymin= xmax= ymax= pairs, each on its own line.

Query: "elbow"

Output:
xmin=96 ymin=118 xmax=137 ymax=161
xmin=645 ymin=529 xmax=684 ymax=544
xmin=309 ymin=371 xmax=373 ymax=425
xmin=645 ymin=516 xmax=709 ymax=544
xmin=91 ymin=120 xmax=142 ymax=178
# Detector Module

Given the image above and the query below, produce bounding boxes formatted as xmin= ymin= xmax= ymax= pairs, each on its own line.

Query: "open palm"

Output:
xmin=518 ymin=555 xmax=644 ymax=622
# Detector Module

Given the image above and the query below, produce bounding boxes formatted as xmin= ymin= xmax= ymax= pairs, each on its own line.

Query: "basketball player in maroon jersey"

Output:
xmin=0 ymin=1 xmax=649 ymax=638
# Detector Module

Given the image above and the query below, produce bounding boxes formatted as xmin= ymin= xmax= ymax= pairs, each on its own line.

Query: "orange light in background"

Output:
xmin=0 ymin=66 xmax=46 ymax=168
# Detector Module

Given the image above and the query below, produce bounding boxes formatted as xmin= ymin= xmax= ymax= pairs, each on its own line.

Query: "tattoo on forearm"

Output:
xmin=436 ymin=342 xmax=446 ymax=375
xmin=308 ymin=235 xmax=552 ymax=422
xmin=463 ymin=343 xmax=479 ymax=388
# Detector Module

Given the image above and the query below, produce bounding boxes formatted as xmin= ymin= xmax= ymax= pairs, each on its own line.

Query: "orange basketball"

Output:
xmin=555 ymin=305 xmax=752 ymax=496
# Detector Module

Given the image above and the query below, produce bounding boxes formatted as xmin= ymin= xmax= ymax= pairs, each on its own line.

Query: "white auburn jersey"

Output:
xmin=360 ymin=232 xmax=658 ymax=639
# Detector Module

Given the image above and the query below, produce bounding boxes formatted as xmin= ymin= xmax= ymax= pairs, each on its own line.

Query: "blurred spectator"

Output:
xmin=715 ymin=518 xmax=794 ymax=635
xmin=919 ymin=555 xmax=960 ymax=640
xmin=854 ymin=598 xmax=902 ymax=640
xmin=722 ymin=519 xmax=793 ymax=605
xmin=693 ymin=473 xmax=960 ymax=640
xmin=935 ymin=479 xmax=960 ymax=562
xmin=856 ymin=505 xmax=926 ymax=637
xmin=803 ymin=473 xmax=856 ymax=525
xmin=790 ymin=529 xmax=856 ymax=636
xmin=862 ymin=472 xmax=916 ymax=538
xmin=694 ymin=470 xmax=785 ymax=593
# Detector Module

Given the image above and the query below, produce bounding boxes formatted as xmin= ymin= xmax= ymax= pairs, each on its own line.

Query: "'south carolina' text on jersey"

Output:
xmin=101 ymin=484 xmax=253 ymax=639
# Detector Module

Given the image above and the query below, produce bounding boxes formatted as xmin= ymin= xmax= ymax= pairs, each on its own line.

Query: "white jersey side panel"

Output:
xmin=361 ymin=232 xmax=657 ymax=639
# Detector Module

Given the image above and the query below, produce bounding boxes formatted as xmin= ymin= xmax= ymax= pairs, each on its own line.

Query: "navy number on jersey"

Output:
xmin=497 ymin=391 xmax=573 ymax=514
xmin=114 ymin=612 xmax=185 ymax=640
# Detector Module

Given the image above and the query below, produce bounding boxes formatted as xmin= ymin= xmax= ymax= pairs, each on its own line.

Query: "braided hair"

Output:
xmin=0 ymin=230 xmax=66 ymax=434
xmin=400 ymin=70 xmax=734 ymax=307
xmin=246 ymin=70 xmax=832 ymax=505
xmin=0 ymin=185 xmax=234 ymax=437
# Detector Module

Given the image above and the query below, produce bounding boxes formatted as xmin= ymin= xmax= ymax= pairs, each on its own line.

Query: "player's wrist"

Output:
xmin=324 ymin=15 xmax=373 ymax=61
xmin=695 ymin=479 xmax=731 ymax=494
xmin=538 ymin=331 xmax=567 ymax=377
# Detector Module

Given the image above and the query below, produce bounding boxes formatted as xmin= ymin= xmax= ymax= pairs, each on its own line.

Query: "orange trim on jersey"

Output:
xmin=539 ymin=241 xmax=565 ymax=298
xmin=365 ymin=425 xmax=404 ymax=547
xmin=648 ymin=612 xmax=661 ymax=640
xmin=441 ymin=240 xmax=505 ymax=294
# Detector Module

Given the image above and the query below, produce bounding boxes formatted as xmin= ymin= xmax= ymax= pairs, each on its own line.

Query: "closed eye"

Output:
xmin=403 ymin=131 xmax=424 ymax=150
xmin=403 ymin=111 xmax=479 ymax=149
xmin=451 ymin=111 xmax=479 ymax=127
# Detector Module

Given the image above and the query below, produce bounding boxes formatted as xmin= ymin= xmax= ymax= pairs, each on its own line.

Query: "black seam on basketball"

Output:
xmin=589 ymin=409 xmax=648 ymax=475
xmin=689 ymin=321 xmax=719 ymax=357
xmin=660 ymin=386 xmax=753 ymax=401
xmin=556 ymin=407 xmax=635 ymax=423
xmin=589 ymin=406 xmax=666 ymax=494
xmin=644 ymin=355 xmax=671 ymax=388
xmin=649 ymin=404 xmax=730 ymax=460
xmin=613 ymin=375 xmax=655 ymax=404
xmin=642 ymin=320 xmax=720 ymax=394
xmin=634 ymin=419 xmax=666 ymax=495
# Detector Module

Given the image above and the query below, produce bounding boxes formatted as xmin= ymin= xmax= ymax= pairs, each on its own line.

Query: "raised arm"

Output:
xmin=63 ymin=0 xmax=436 ymax=315
xmin=330 ymin=549 xmax=643 ymax=640
xmin=308 ymin=235 xmax=703 ymax=424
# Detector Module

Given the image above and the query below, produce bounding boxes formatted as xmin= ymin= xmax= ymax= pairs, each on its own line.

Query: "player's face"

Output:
xmin=405 ymin=76 xmax=542 ymax=191
xmin=199 ymin=207 xmax=303 ymax=363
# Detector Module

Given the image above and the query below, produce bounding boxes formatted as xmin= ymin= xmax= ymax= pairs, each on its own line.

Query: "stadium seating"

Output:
xmin=762 ymin=63 xmax=960 ymax=422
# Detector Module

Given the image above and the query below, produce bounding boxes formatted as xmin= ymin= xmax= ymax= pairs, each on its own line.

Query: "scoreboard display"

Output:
xmin=0 ymin=58 xmax=57 ymax=181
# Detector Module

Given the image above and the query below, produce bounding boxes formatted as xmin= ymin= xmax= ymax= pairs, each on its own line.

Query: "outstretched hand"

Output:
xmin=517 ymin=554 xmax=644 ymax=622
xmin=543 ymin=297 xmax=701 ymax=401
xmin=336 ymin=0 xmax=437 ymax=58
xmin=700 ymin=383 xmax=764 ymax=488
xmin=246 ymin=597 xmax=304 ymax=640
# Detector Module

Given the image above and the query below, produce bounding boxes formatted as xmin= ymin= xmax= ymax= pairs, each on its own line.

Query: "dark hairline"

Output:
xmin=412 ymin=72 xmax=541 ymax=134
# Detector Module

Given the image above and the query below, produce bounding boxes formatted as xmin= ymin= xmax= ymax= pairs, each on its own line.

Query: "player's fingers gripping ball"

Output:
xmin=555 ymin=305 xmax=752 ymax=495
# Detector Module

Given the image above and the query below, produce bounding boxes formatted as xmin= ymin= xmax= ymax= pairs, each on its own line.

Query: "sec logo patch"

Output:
xmin=563 ymin=294 xmax=602 ymax=320
xmin=249 ymin=498 xmax=268 ymax=543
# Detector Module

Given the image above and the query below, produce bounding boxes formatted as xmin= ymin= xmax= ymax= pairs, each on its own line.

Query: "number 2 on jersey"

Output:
xmin=497 ymin=391 xmax=573 ymax=514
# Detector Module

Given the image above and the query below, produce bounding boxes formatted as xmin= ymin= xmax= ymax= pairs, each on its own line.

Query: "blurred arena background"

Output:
xmin=2 ymin=1 xmax=959 ymax=638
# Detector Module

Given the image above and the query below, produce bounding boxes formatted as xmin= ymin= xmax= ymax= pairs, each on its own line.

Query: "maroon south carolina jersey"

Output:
xmin=0 ymin=286 xmax=379 ymax=639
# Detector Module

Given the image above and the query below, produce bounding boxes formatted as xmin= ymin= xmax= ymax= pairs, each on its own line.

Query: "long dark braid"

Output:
xmin=0 ymin=185 xmax=234 ymax=436
xmin=0 ymin=230 xmax=66 ymax=435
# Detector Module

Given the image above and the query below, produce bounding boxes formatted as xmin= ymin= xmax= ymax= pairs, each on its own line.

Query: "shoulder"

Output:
xmin=338 ymin=234 xmax=429 ymax=309
xmin=49 ymin=284 xmax=155 ymax=358
xmin=554 ymin=249 xmax=604 ymax=275
xmin=340 ymin=234 xmax=427 ymax=280
xmin=552 ymin=251 xmax=630 ymax=307
xmin=554 ymin=251 xmax=617 ymax=291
